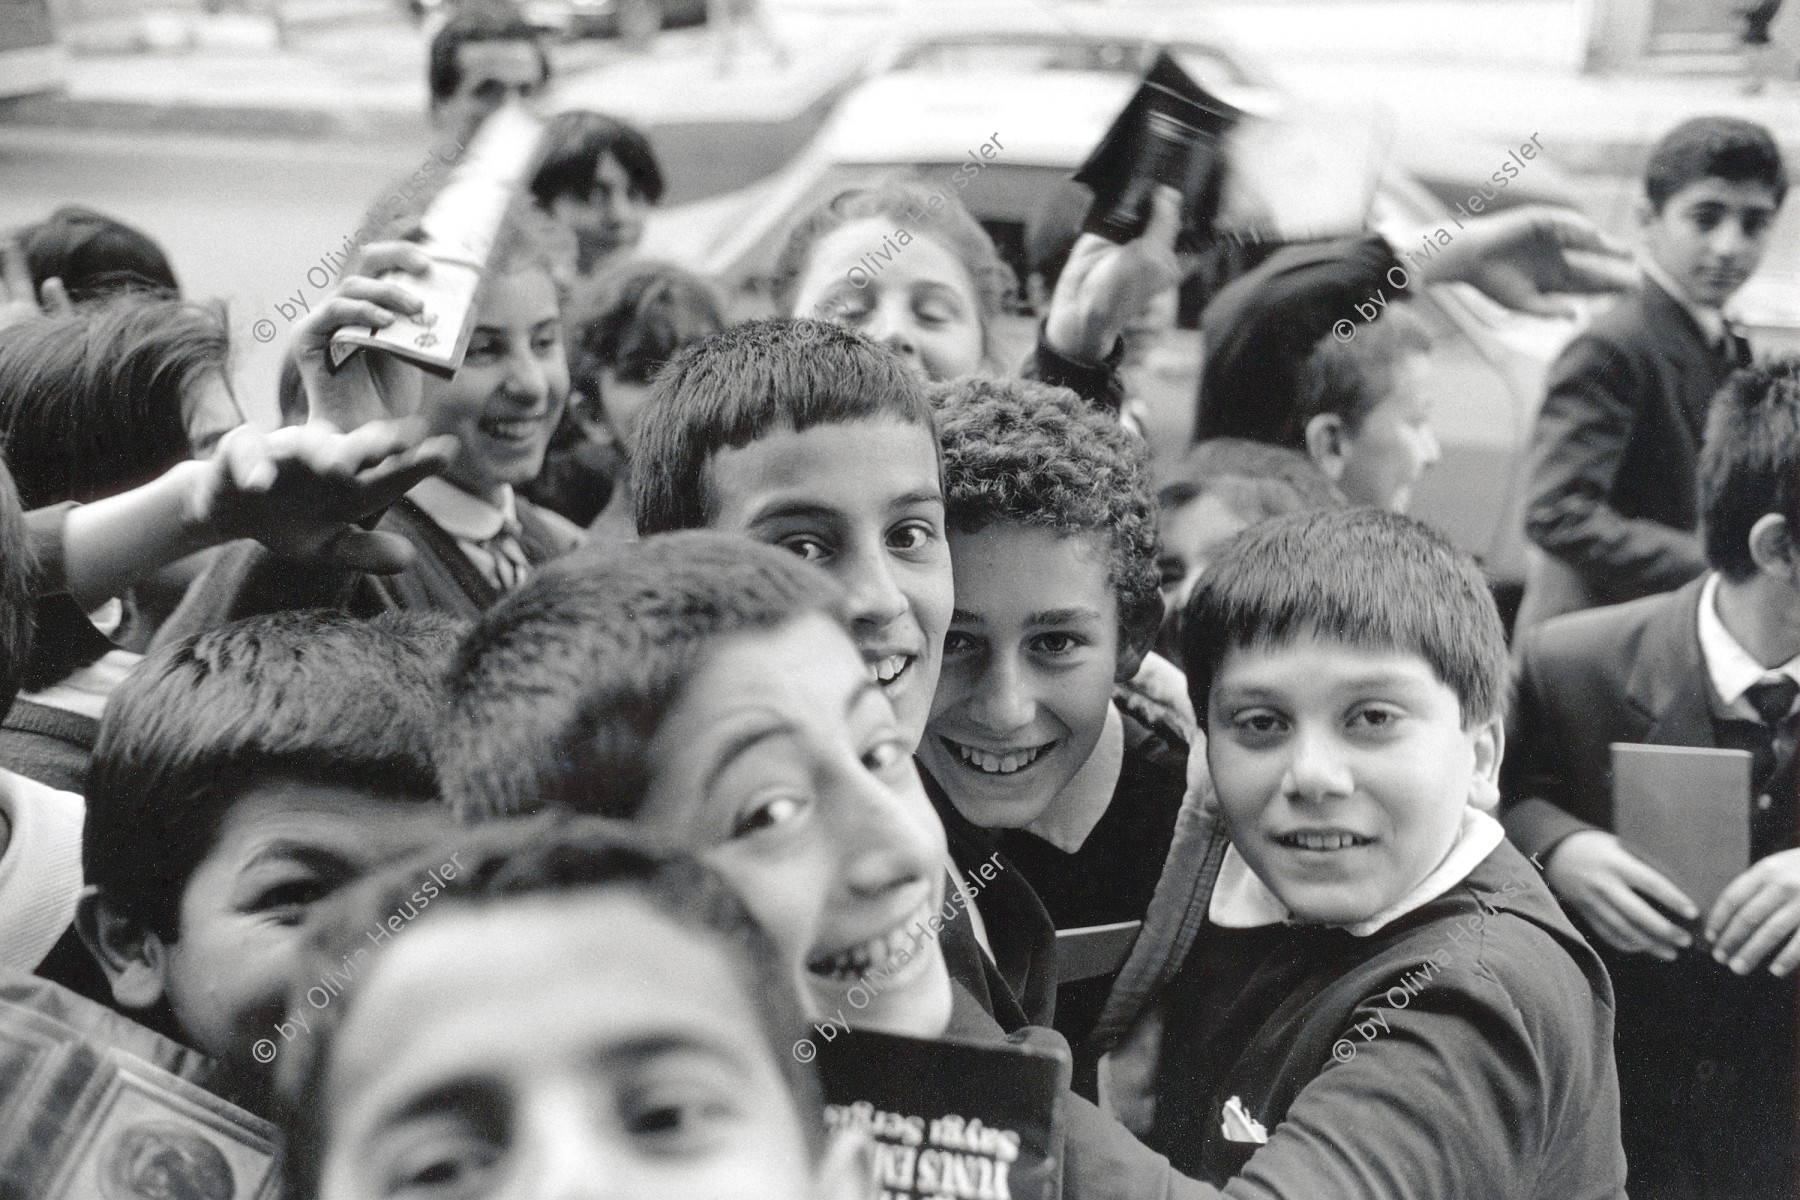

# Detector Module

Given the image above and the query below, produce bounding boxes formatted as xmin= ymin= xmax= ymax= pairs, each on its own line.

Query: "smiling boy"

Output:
xmin=1092 ymin=508 xmax=1625 ymax=1198
xmin=1521 ymin=116 xmax=1786 ymax=628
xmin=75 ymin=611 xmax=459 ymax=1110
xmin=918 ymin=378 xmax=1184 ymax=1054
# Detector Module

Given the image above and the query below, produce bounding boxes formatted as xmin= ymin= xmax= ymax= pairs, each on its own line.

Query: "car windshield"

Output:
xmin=889 ymin=37 xmax=1253 ymax=92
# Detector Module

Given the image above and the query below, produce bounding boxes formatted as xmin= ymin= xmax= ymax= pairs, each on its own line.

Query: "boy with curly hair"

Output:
xmin=919 ymin=377 xmax=1187 ymax=1055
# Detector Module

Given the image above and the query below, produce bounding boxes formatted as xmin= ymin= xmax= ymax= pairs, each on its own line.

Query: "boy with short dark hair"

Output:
xmin=273 ymin=817 xmax=868 ymax=1200
xmin=920 ymin=378 xmax=1187 ymax=1051
xmin=75 ymin=609 xmax=460 ymax=1104
xmin=438 ymin=531 xmax=967 ymax=1038
xmin=631 ymin=317 xmax=952 ymax=750
xmin=1093 ymin=508 xmax=1625 ymax=1197
xmin=1521 ymin=116 xmax=1787 ymax=629
xmin=1506 ymin=357 xmax=1800 ymax=1197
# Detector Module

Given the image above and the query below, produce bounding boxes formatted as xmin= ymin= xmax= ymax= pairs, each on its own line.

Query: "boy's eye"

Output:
xmin=862 ymin=736 xmax=906 ymax=774
xmin=383 ymin=1124 xmax=497 ymax=1196
xmin=887 ymin=520 xmax=938 ymax=555
xmin=1347 ymin=705 xmax=1405 ymax=735
xmin=1228 ymin=709 xmax=1287 ymax=740
xmin=942 ymin=630 xmax=979 ymax=658
xmin=776 ymin=535 xmax=831 ymax=564
xmin=249 ymin=878 xmax=334 ymax=921
xmin=532 ymin=331 xmax=561 ymax=355
xmin=732 ymin=792 xmax=808 ymax=838
xmin=624 ymin=1083 xmax=737 ymax=1151
xmin=1030 ymin=632 xmax=1083 ymax=656
xmin=1742 ymin=210 xmax=1773 ymax=237
xmin=465 ymin=336 xmax=504 ymax=362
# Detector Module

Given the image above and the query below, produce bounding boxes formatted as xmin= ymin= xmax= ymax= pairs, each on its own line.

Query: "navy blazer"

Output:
xmin=1519 ymin=280 xmax=1748 ymax=628
xmin=1503 ymin=574 xmax=1796 ymax=1199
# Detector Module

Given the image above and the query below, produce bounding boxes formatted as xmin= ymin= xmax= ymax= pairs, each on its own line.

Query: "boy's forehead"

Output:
xmin=1213 ymin=631 xmax=1446 ymax=695
xmin=331 ymin=893 xmax=777 ymax=1098
xmin=705 ymin=416 xmax=941 ymax=520
xmin=1661 ymin=175 xmax=1783 ymax=214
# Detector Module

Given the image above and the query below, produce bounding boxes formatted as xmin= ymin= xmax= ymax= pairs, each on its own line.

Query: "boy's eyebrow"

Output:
xmin=888 ymin=487 xmax=945 ymax=510
xmin=240 ymin=839 xmax=358 ymax=877
xmin=701 ymin=716 xmax=796 ymax=796
xmin=1026 ymin=606 xmax=1106 ymax=627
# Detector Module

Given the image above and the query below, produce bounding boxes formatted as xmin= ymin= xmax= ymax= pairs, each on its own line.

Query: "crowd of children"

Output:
xmin=0 ymin=14 xmax=1793 ymax=1196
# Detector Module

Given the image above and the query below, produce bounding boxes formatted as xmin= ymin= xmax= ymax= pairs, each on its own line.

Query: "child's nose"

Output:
xmin=836 ymin=766 xmax=935 ymax=899
xmin=529 ymin=1088 xmax=629 ymax=1200
xmin=968 ymin=652 xmax=1034 ymax=733
xmin=1280 ymin=726 xmax=1355 ymax=803
xmin=844 ymin=545 xmax=909 ymax=630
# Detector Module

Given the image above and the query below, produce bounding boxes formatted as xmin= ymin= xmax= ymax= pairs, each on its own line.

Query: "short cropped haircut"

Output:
xmin=530 ymin=110 xmax=665 ymax=210
xmin=0 ymin=294 xmax=227 ymax=508
xmin=934 ymin=377 xmax=1163 ymax=658
xmin=1700 ymin=356 xmax=1800 ymax=582
xmin=772 ymin=179 xmax=1017 ymax=334
xmin=275 ymin=816 xmax=825 ymax=1199
xmin=426 ymin=10 xmax=550 ymax=107
xmin=441 ymin=531 xmax=851 ymax=821
xmin=1157 ymin=437 xmax=1343 ymax=516
xmin=0 ymin=459 xmax=32 ymax=723
xmin=1644 ymin=116 xmax=1787 ymax=212
xmin=1182 ymin=508 xmax=1508 ymax=728
xmin=85 ymin=611 xmax=464 ymax=942
xmin=630 ymin=318 xmax=937 ymax=535
xmin=1283 ymin=302 xmax=1431 ymax=449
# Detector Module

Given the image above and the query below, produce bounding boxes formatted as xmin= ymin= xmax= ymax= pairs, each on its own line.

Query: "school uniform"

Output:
xmin=1503 ymin=574 xmax=1798 ymax=1199
xmin=152 ymin=479 xmax=582 ymax=643
xmin=1092 ymin=807 xmax=1625 ymax=1199
xmin=1517 ymin=272 xmax=1751 ymax=629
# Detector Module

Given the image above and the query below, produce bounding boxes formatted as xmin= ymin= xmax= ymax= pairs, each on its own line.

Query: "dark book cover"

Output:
xmin=1073 ymin=49 xmax=1241 ymax=248
xmin=815 ymin=1028 xmax=1068 ymax=1200
xmin=0 ymin=974 xmax=278 ymax=1200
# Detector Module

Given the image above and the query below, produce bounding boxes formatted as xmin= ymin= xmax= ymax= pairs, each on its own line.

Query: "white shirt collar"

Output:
xmin=1697 ymin=572 xmax=1800 ymax=719
xmin=1208 ymin=806 xmax=1506 ymax=937
xmin=1022 ymin=702 xmax=1125 ymax=853
xmin=1641 ymin=256 xmax=1726 ymax=348
xmin=408 ymin=476 xmax=517 ymax=545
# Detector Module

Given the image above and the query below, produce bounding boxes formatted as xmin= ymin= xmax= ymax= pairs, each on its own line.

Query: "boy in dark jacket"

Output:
xmin=1096 ymin=508 xmax=1625 ymax=1199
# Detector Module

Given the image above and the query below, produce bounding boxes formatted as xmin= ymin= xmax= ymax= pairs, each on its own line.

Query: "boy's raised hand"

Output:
xmin=1705 ymin=849 xmax=1800 ymax=977
xmin=1044 ymin=186 xmax=1183 ymax=365
xmin=294 ymin=241 xmax=434 ymax=431
xmin=1544 ymin=829 xmax=1698 ymax=959
xmin=195 ymin=418 xmax=457 ymax=573
xmin=1403 ymin=206 xmax=1639 ymax=319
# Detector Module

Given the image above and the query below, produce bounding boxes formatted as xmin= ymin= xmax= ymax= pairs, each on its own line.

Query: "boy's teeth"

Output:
xmin=808 ymin=898 xmax=929 ymax=982
xmin=1283 ymin=831 xmax=1371 ymax=851
xmin=873 ymin=655 xmax=907 ymax=684
xmin=953 ymin=741 xmax=1045 ymax=776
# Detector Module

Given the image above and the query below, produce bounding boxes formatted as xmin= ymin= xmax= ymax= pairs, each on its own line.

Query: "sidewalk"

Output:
xmin=0 ymin=0 xmax=880 ymax=141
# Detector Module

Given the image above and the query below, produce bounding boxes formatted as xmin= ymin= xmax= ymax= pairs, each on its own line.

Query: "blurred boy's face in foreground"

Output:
xmin=1206 ymin=632 xmax=1501 ymax=926
xmin=315 ymin=892 xmax=837 ymax=1200
xmin=423 ymin=268 xmax=569 ymax=502
xmin=1640 ymin=176 xmax=1781 ymax=310
xmin=920 ymin=525 xmax=1123 ymax=830
xmin=89 ymin=780 xmax=450 ymax=1088
xmin=705 ymin=417 xmax=953 ymax=752
xmin=642 ymin=612 xmax=955 ymax=1040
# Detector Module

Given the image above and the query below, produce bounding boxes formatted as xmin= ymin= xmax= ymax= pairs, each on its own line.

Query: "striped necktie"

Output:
xmin=480 ymin=518 xmax=532 ymax=594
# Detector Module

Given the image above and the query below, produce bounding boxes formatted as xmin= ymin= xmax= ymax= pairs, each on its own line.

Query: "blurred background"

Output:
xmin=2 ymin=0 xmax=1796 ymax=603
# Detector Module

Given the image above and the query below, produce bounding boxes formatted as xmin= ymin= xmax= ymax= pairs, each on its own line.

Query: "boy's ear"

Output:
xmin=1303 ymin=413 xmax=1350 ymax=483
xmin=74 ymin=891 xmax=171 ymax=1013
xmin=1468 ymin=717 xmax=1505 ymax=813
xmin=1747 ymin=512 xmax=1798 ymax=584
xmin=813 ymin=1126 xmax=878 ymax=1200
